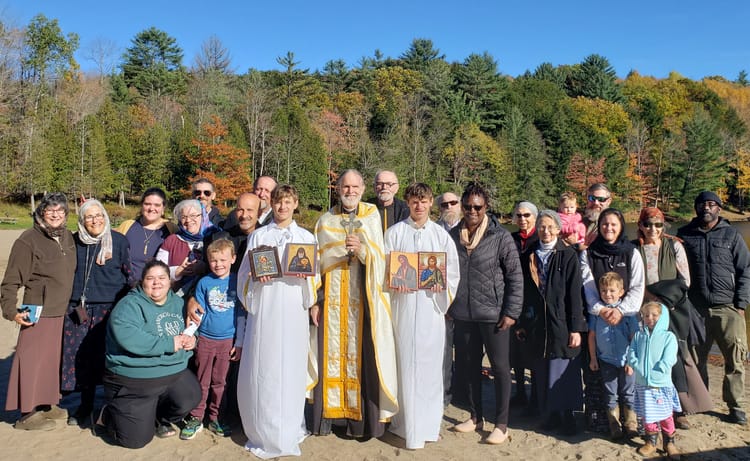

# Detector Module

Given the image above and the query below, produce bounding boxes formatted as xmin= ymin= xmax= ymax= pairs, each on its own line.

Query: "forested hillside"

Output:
xmin=2 ymin=14 xmax=750 ymax=216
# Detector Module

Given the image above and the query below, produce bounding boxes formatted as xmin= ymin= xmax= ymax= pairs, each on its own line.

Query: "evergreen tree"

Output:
xmin=566 ymin=54 xmax=623 ymax=103
xmin=121 ymin=27 xmax=187 ymax=98
xmin=321 ymin=59 xmax=349 ymax=94
xmin=453 ymin=52 xmax=508 ymax=135
xmin=737 ymin=70 xmax=749 ymax=87
xmin=676 ymin=107 xmax=727 ymax=211
xmin=400 ymin=38 xmax=444 ymax=73
xmin=500 ymin=106 xmax=551 ymax=206
xmin=531 ymin=62 xmax=565 ymax=89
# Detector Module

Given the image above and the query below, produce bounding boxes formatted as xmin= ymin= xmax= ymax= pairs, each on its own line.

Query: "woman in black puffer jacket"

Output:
xmin=448 ymin=183 xmax=523 ymax=445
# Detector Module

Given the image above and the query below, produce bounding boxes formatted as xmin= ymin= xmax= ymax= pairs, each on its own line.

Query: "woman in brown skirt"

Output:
xmin=0 ymin=193 xmax=77 ymax=430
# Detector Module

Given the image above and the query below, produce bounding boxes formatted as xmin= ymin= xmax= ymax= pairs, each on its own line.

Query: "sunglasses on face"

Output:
xmin=516 ymin=213 xmax=532 ymax=219
xmin=440 ymin=200 xmax=458 ymax=209
xmin=193 ymin=190 xmax=212 ymax=197
xmin=587 ymin=194 xmax=610 ymax=203
xmin=462 ymin=204 xmax=484 ymax=212
xmin=642 ymin=221 xmax=664 ymax=229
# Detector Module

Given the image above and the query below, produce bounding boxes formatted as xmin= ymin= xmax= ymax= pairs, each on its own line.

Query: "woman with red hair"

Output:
xmin=634 ymin=207 xmax=711 ymax=429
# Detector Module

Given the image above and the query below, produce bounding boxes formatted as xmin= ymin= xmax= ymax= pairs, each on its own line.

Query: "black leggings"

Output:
xmin=454 ymin=320 xmax=511 ymax=429
xmin=103 ymin=368 xmax=201 ymax=449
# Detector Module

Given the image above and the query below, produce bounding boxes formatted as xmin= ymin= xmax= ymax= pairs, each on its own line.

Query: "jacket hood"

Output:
xmin=644 ymin=303 xmax=671 ymax=334
xmin=131 ymin=284 xmax=177 ymax=306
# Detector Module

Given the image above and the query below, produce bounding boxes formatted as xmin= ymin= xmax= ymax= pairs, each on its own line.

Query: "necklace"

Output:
xmin=81 ymin=243 xmax=99 ymax=304
xmin=142 ymin=221 xmax=158 ymax=255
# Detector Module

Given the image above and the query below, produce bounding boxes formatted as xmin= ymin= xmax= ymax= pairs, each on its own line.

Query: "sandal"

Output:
xmin=156 ymin=422 xmax=177 ymax=438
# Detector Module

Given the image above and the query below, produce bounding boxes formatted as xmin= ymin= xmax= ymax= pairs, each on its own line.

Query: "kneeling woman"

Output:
xmin=102 ymin=260 xmax=201 ymax=448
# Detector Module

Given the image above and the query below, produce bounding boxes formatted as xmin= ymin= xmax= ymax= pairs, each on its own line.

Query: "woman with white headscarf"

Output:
xmin=62 ymin=199 xmax=132 ymax=426
xmin=519 ymin=210 xmax=587 ymax=435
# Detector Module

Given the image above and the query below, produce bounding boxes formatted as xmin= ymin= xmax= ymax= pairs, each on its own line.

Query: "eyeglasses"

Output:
xmin=193 ymin=189 xmax=212 ymax=197
xmin=462 ymin=204 xmax=484 ymax=212
xmin=44 ymin=209 xmax=66 ymax=216
xmin=375 ymin=182 xmax=398 ymax=188
xmin=180 ymin=213 xmax=202 ymax=221
xmin=83 ymin=213 xmax=105 ymax=222
xmin=587 ymin=195 xmax=610 ymax=203
xmin=440 ymin=200 xmax=458 ymax=209
xmin=642 ymin=221 xmax=664 ymax=229
xmin=516 ymin=213 xmax=532 ymax=219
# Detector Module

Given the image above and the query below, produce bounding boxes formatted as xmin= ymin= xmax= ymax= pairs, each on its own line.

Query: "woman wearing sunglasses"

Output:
xmin=509 ymin=201 xmax=539 ymax=412
xmin=635 ymin=208 xmax=690 ymax=287
xmin=634 ymin=207 xmax=710 ymax=428
xmin=448 ymin=183 xmax=523 ymax=445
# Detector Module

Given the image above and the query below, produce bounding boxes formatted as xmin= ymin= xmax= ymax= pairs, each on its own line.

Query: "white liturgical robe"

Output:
xmin=384 ymin=218 xmax=460 ymax=449
xmin=237 ymin=221 xmax=318 ymax=459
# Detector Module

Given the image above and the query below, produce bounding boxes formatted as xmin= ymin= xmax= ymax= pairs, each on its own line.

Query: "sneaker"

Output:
xmin=180 ymin=417 xmax=203 ymax=440
xmin=67 ymin=405 xmax=93 ymax=427
xmin=207 ymin=420 xmax=232 ymax=437
xmin=156 ymin=422 xmax=177 ymax=438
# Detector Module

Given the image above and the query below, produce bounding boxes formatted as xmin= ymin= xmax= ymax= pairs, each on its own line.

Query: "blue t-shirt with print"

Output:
xmin=194 ymin=272 xmax=239 ymax=340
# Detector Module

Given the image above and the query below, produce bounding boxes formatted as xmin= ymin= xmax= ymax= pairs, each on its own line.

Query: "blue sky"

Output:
xmin=4 ymin=1 xmax=748 ymax=80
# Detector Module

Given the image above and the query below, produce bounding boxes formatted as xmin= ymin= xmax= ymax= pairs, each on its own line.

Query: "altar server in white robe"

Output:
xmin=384 ymin=182 xmax=460 ymax=449
xmin=237 ymin=184 xmax=318 ymax=459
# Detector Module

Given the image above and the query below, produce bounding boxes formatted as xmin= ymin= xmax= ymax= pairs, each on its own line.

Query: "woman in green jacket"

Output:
xmin=101 ymin=260 xmax=201 ymax=448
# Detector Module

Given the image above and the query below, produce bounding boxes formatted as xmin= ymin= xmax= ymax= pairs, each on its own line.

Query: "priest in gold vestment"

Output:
xmin=309 ymin=169 xmax=398 ymax=438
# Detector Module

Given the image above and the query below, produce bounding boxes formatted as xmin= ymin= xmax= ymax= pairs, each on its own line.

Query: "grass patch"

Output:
xmin=0 ymin=200 xmax=143 ymax=231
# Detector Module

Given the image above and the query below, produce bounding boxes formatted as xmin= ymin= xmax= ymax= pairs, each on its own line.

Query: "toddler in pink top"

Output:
xmin=558 ymin=192 xmax=586 ymax=244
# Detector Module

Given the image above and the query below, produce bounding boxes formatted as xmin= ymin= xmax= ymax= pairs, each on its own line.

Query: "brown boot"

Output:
xmin=622 ymin=406 xmax=639 ymax=438
xmin=637 ymin=432 xmax=658 ymax=457
xmin=673 ymin=413 xmax=690 ymax=430
xmin=606 ymin=407 xmax=623 ymax=439
xmin=662 ymin=431 xmax=681 ymax=459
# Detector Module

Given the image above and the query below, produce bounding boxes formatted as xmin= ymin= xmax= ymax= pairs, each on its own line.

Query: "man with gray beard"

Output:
xmin=310 ymin=169 xmax=398 ymax=438
xmin=436 ymin=192 xmax=462 ymax=232
xmin=436 ymin=191 xmax=462 ymax=407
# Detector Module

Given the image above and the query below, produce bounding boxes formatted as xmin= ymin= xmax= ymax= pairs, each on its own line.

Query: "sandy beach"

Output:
xmin=0 ymin=229 xmax=748 ymax=460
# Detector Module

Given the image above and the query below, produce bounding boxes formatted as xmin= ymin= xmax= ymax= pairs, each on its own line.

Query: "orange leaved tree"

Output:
xmin=187 ymin=114 xmax=252 ymax=210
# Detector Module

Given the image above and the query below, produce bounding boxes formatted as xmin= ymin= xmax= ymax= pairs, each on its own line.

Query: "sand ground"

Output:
xmin=0 ymin=229 xmax=748 ymax=460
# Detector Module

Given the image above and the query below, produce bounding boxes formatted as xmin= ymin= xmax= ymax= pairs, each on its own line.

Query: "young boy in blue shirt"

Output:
xmin=180 ymin=238 xmax=244 ymax=439
xmin=587 ymin=272 xmax=639 ymax=440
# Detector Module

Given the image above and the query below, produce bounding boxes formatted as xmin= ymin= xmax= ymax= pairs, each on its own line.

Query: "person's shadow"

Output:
xmin=0 ymin=352 xmax=19 ymax=425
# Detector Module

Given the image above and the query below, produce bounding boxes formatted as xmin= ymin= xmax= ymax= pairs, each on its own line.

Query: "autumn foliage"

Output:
xmin=187 ymin=115 xmax=252 ymax=209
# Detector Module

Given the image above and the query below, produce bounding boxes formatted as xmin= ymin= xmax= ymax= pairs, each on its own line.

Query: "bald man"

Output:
xmin=372 ymin=170 xmax=409 ymax=233
xmin=254 ymin=176 xmax=278 ymax=226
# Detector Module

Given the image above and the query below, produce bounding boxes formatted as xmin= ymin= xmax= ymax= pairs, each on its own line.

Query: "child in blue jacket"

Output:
xmin=626 ymin=301 xmax=681 ymax=458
